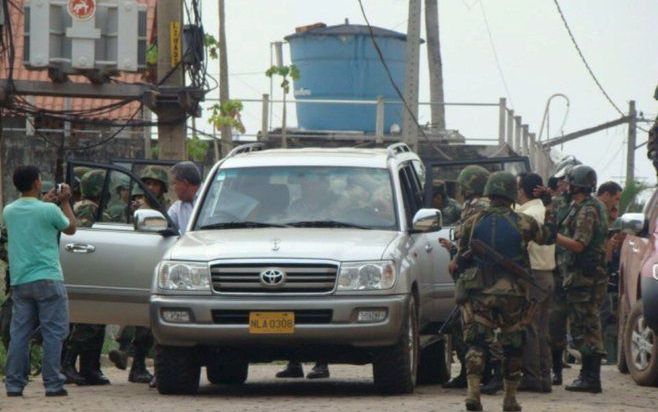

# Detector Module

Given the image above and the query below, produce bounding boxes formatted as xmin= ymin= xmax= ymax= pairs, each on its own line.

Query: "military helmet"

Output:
xmin=80 ymin=170 xmax=106 ymax=198
xmin=567 ymin=165 xmax=597 ymax=191
xmin=552 ymin=156 xmax=582 ymax=180
xmin=483 ymin=171 xmax=517 ymax=202
xmin=140 ymin=165 xmax=169 ymax=192
xmin=112 ymin=174 xmax=130 ymax=193
xmin=457 ymin=165 xmax=490 ymax=197
xmin=131 ymin=185 xmax=145 ymax=198
xmin=73 ymin=166 xmax=92 ymax=180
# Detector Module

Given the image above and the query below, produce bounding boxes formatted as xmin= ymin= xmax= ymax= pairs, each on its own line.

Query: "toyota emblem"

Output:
xmin=259 ymin=268 xmax=286 ymax=287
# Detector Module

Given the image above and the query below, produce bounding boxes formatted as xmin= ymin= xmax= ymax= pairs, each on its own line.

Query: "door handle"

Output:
xmin=65 ymin=243 xmax=96 ymax=254
xmin=425 ymin=243 xmax=433 ymax=253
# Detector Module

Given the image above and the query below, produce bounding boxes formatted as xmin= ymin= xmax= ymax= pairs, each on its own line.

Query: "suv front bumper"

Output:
xmin=150 ymin=294 xmax=407 ymax=347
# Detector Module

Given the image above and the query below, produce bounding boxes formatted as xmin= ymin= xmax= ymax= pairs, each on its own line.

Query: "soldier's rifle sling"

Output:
xmin=469 ymin=239 xmax=550 ymax=297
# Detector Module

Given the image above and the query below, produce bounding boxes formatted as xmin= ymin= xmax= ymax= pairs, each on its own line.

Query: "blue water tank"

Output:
xmin=285 ymin=23 xmax=407 ymax=133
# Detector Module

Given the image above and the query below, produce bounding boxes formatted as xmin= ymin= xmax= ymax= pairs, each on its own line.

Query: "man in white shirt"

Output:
xmin=168 ymin=162 xmax=202 ymax=234
xmin=515 ymin=173 xmax=556 ymax=393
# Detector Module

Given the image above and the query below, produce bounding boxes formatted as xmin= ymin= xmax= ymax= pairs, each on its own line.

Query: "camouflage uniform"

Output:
xmin=65 ymin=170 xmax=111 ymax=385
xmin=443 ymin=166 xmax=490 ymax=390
xmin=549 ymin=193 xmax=572 ymax=351
xmin=455 ymin=172 xmax=556 ymax=411
xmin=442 ymin=197 xmax=462 ymax=226
xmin=140 ymin=165 xmax=171 ymax=211
xmin=560 ymin=165 xmax=607 ymax=393
xmin=107 ymin=175 xmax=131 ymax=223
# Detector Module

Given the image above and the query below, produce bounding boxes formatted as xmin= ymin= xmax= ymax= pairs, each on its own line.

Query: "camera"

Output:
xmin=56 ymin=183 xmax=63 ymax=195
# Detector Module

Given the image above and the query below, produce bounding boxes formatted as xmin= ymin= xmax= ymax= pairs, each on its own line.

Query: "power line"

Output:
xmin=552 ymin=0 xmax=648 ymax=133
xmin=356 ymin=0 xmax=451 ymax=159
xmin=477 ymin=0 xmax=514 ymax=108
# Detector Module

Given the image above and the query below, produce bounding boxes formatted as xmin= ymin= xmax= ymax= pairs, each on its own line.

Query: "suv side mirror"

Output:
xmin=134 ymin=209 xmax=169 ymax=233
xmin=412 ymin=208 xmax=442 ymax=233
xmin=620 ymin=213 xmax=647 ymax=235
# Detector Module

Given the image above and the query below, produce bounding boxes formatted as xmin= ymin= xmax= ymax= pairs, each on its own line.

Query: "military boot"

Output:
xmin=551 ymin=349 xmax=563 ymax=385
xmin=276 ymin=361 xmax=304 ymax=378
xmin=79 ymin=351 xmax=111 ymax=386
xmin=61 ymin=349 xmax=87 ymax=386
xmin=480 ymin=361 xmax=503 ymax=395
xmin=465 ymin=375 xmax=483 ymax=411
xmin=128 ymin=347 xmax=153 ymax=383
xmin=502 ymin=380 xmax=522 ymax=412
xmin=565 ymin=355 xmax=602 ymax=393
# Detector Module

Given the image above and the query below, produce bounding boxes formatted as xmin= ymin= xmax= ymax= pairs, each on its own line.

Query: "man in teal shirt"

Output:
xmin=3 ymin=166 xmax=76 ymax=397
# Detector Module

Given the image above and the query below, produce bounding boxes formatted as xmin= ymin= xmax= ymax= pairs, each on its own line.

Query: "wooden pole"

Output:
xmin=498 ymin=97 xmax=506 ymax=146
xmin=626 ymin=100 xmax=637 ymax=186
xmin=506 ymin=109 xmax=514 ymax=147
xmin=514 ymin=115 xmax=522 ymax=152
xmin=425 ymin=0 xmax=446 ymax=131
xmin=157 ymin=1 xmax=186 ymax=160
xmin=218 ymin=0 xmax=233 ymax=155
xmin=402 ymin=0 xmax=421 ymax=150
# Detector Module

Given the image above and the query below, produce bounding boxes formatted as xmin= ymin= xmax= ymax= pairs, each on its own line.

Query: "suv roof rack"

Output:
xmin=386 ymin=142 xmax=412 ymax=158
xmin=225 ymin=143 xmax=266 ymax=158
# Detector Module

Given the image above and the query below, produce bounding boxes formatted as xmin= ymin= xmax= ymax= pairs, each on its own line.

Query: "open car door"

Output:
xmin=60 ymin=161 xmax=179 ymax=326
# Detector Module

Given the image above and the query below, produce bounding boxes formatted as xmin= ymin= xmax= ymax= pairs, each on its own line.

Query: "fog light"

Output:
xmin=161 ymin=309 xmax=192 ymax=323
xmin=357 ymin=309 xmax=388 ymax=323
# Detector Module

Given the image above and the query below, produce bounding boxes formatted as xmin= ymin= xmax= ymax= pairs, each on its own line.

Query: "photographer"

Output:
xmin=3 ymin=166 xmax=76 ymax=397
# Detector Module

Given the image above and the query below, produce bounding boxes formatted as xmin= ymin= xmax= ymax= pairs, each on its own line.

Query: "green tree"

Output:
xmin=266 ymin=64 xmax=300 ymax=147
xmin=620 ymin=180 xmax=651 ymax=213
xmin=187 ymin=134 xmax=210 ymax=162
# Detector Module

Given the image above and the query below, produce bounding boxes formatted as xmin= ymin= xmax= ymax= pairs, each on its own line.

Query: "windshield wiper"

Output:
xmin=286 ymin=220 xmax=372 ymax=230
xmin=199 ymin=221 xmax=291 ymax=230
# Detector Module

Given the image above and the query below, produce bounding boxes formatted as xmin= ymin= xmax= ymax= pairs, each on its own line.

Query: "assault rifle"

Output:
xmin=469 ymin=239 xmax=550 ymax=297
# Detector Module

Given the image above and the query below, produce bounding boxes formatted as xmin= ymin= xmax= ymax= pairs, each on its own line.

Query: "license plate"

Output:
xmin=249 ymin=312 xmax=295 ymax=334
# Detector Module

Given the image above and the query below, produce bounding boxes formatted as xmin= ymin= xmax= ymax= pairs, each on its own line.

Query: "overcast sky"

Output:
xmin=195 ymin=0 xmax=657 ymax=186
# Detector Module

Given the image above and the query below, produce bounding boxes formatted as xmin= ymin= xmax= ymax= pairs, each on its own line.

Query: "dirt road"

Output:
xmin=3 ymin=363 xmax=657 ymax=412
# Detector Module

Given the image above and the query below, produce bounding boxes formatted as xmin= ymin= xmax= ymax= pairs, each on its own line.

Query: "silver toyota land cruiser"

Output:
xmin=61 ymin=143 xmax=455 ymax=395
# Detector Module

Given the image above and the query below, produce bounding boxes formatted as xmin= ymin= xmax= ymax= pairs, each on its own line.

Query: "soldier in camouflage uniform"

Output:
xmin=548 ymin=164 xmax=579 ymax=385
xmin=441 ymin=165 xmax=490 ymax=389
xmin=556 ymin=165 xmax=608 ymax=394
xmin=455 ymin=172 xmax=556 ymax=411
xmin=106 ymin=175 xmax=131 ymax=223
xmin=431 ymin=179 xmax=462 ymax=226
xmin=140 ymin=165 xmax=171 ymax=210
xmin=107 ymin=167 xmax=171 ymax=385
xmin=63 ymin=170 xmax=111 ymax=386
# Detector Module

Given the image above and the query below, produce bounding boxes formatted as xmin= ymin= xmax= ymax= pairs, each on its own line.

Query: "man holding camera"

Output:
xmin=3 ymin=166 xmax=77 ymax=397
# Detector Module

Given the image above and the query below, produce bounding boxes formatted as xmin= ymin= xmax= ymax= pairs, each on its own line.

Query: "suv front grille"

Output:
xmin=211 ymin=310 xmax=333 ymax=325
xmin=210 ymin=263 xmax=338 ymax=294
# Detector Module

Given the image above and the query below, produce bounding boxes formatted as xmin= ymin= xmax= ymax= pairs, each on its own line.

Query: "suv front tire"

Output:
xmin=373 ymin=295 xmax=419 ymax=394
xmin=155 ymin=345 xmax=201 ymax=394
xmin=624 ymin=301 xmax=658 ymax=386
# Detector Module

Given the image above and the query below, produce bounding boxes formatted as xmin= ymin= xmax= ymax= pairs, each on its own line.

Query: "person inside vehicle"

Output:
xmin=431 ymin=180 xmax=462 ymax=226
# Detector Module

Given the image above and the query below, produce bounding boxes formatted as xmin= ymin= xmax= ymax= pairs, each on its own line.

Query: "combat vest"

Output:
xmin=563 ymin=196 xmax=608 ymax=289
xmin=458 ymin=209 xmax=526 ymax=297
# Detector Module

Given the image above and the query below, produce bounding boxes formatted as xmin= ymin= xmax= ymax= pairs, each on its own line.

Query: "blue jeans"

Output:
xmin=5 ymin=280 xmax=69 ymax=393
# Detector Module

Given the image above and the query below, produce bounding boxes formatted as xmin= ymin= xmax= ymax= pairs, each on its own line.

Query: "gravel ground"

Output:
xmin=3 ymin=363 xmax=657 ymax=412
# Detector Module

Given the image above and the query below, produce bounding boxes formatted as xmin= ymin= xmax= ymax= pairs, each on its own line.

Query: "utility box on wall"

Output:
xmin=23 ymin=0 xmax=147 ymax=74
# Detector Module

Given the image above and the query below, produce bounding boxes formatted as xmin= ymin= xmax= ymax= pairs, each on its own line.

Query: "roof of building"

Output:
xmin=1 ymin=0 xmax=156 ymax=120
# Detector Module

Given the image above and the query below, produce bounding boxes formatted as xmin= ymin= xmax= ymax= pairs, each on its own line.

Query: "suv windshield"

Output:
xmin=195 ymin=166 xmax=397 ymax=231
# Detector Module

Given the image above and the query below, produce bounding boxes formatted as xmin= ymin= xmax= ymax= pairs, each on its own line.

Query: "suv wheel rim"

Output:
xmin=631 ymin=314 xmax=655 ymax=371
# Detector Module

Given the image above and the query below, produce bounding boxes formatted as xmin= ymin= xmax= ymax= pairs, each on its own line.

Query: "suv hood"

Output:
xmin=168 ymin=228 xmax=399 ymax=262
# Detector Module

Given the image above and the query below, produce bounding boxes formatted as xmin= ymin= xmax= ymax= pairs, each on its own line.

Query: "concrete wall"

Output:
xmin=1 ymin=116 xmax=146 ymax=206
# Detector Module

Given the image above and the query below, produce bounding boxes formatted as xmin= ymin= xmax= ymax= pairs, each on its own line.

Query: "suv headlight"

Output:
xmin=158 ymin=261 xmax=211 ymax=291
xmin=337 ymin=261 xmax=397 ymax=291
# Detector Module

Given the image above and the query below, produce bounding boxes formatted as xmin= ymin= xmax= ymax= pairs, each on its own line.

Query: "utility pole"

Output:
xmin=156 ymin=1 xmax=186 ymax=160
xmin=424 ymin=0 xmax=446 ymax=131
xmin=626 ymin=100 xmax=637 ymax=186
xmin=218 ymin=0 xmax=233 ymax=155
xmin=402 ymin=0 xmax=421 ymax=150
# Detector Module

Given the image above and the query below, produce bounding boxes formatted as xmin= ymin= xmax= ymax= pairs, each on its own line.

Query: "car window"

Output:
xmin=195 ymin=166 xmax=397 ymax=231
xmin=100 ymin=170 xmax=143 ymax=224
xmin=398 ymin=166 xmax=419 ymax=226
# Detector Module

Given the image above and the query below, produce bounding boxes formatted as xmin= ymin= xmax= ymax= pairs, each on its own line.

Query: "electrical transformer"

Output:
xmin=23 ymin=0 xmax=147 ymax=74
